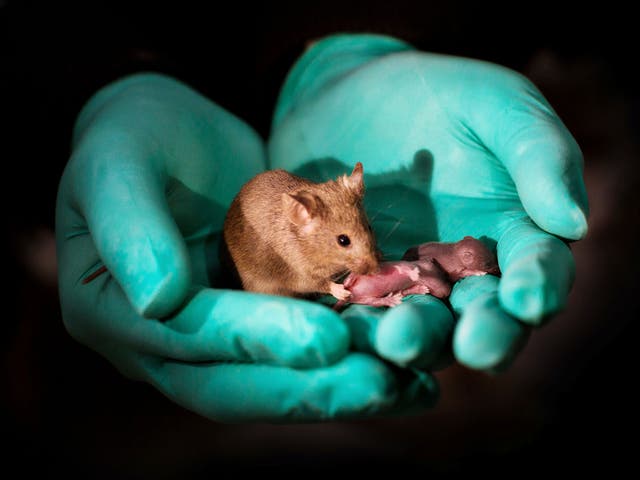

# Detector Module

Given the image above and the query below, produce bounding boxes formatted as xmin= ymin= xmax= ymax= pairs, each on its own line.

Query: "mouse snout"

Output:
xmin=352 ymin=254 xmax=379 ymax=275
xmin=486 ymin=262 xmax=501 ymax=276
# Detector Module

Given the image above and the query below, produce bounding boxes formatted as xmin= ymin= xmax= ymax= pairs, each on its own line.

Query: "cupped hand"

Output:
xmin=55 ymin=73 xmax=437 ymax=422
xmin=269 ymin=34 xmax=589 ymax=371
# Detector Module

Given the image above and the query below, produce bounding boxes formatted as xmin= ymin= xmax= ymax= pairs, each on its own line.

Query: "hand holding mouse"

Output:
xmin=56 ymin=73 xmax=437 ymax=423
xmin=269 ymin=33 xmax=589 ymax=371
xmin=56 ymin=33 xmax=589 ymax=422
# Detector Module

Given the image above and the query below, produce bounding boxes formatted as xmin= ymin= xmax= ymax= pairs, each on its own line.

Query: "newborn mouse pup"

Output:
xmin=222 ymin=162 xmax=380 ymax=299
xmin=333 ymin=236 xmax=500 ymax=310
xmin=334 ymin=259 xmax=452 ymax=310
xmin=402 ymin=236 xmax=500 ymax=282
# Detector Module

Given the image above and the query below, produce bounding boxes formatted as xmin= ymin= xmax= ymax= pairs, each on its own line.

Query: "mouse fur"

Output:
xmin=222 ymin=162 xmax=380 ymax=299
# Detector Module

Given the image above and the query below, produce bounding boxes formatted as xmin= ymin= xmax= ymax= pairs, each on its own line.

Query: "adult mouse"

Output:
xmin=222 ymin=162 xmax=380 ymax=300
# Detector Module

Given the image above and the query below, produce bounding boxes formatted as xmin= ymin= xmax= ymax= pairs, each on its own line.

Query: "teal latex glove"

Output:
xmin=269 ymin=34 xmax=589 ymax=370
xmin=55 ymin=73 xmax=438 ymax=422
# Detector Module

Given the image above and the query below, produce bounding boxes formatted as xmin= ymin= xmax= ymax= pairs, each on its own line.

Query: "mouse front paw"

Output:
xmin=330 ymin=282 xmax=351 ymax=302
xmin=401 ymin=285 xmax=430 ymax=296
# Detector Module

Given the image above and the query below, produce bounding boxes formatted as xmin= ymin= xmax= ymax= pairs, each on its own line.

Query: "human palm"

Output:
xmin=56 ymin=72 xmax=439 ymax=422
xmin=268 ymin=34 xmax=587 ymax=369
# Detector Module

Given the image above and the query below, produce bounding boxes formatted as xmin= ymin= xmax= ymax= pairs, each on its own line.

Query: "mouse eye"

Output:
xmin=337 ymin=234 xmax=351 ymax=247
xmin=461 ymin=251 xmax=474 ymax=264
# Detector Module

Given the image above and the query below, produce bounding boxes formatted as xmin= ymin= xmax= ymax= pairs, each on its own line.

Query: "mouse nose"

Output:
xmin=354 ymin=254 xmax=379 ymax=275
xmin=486 ymin=263 xmax=501 ymax=276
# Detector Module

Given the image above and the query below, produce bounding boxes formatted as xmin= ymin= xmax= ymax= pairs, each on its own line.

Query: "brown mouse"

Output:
xmin=222 ymin=162 xmax=380 ymax=300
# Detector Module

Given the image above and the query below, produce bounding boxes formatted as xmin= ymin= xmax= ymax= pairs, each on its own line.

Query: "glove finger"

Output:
xmin=450 ymin=275 xmax=530 ymax=370
xmin=64 ymin=273 xmax=350 ymax=368
xmin=73 ymin=74 xmax=265 ymax=227
xmin=68 ymin=73 xmax=267 ymax=319
xmin=341 ymin=295 xmax=454 ymax=370
xmin=361 ymin=365 xmax=440 ymax=418
xmin=69 ymin=140 xmax=191 ymax=319
xmin=163 ymin=288 xmax=350 ymax=368
xmin=464 ymin=72 xmax=588 ymax=240
xmin=497 ymin=217 xmax=576 ymax=324
xmin=114 ymin=350 xmax=438 ymax=422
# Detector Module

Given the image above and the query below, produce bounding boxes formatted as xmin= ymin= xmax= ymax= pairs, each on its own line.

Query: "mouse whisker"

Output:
xmin=369 ymin=208 xmax=382 ymax=222
xmin=382 ymin=217 xmax=404 ymax=242
xmin=369 ymin=202 xmax=396 ymax=221
xmin=331 ymin=269 xmax=351 ymax=283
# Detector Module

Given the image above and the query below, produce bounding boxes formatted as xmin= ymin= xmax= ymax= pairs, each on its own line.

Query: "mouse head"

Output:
xmin=453 ymin=236 xmax=500 ymax=277
xmin=282 ymin=162 xmax=380 ymax=279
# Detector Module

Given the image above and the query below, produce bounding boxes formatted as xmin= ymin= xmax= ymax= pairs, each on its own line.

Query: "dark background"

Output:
xmin=2 ymin=1 xmax=638 ymax=476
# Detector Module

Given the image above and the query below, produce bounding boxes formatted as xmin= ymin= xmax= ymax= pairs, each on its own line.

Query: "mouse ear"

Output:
xmin=282 ymin=191 xmax=320 ymax=227
xmin=342 ymin=162 xmax=364 ymax=195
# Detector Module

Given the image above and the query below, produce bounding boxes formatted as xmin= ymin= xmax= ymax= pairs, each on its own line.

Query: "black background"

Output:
xmin=2 ymin=1 xmax=638 ymax=477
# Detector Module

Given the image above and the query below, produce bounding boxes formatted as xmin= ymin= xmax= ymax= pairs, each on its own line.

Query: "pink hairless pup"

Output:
xmin=402 ymin=236 xmax=500 ymax=281
xmin=334 ymin=259 xmax=452 ymax=309
xmin=333 ymin=236 xmax=500 ymax=310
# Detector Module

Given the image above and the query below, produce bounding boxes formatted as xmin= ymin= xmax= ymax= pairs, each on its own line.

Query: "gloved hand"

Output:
xmin=55 ymin=73 xmax=438 ymax=423
xmin=269 ymin=33 xmax=589 ymax=371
